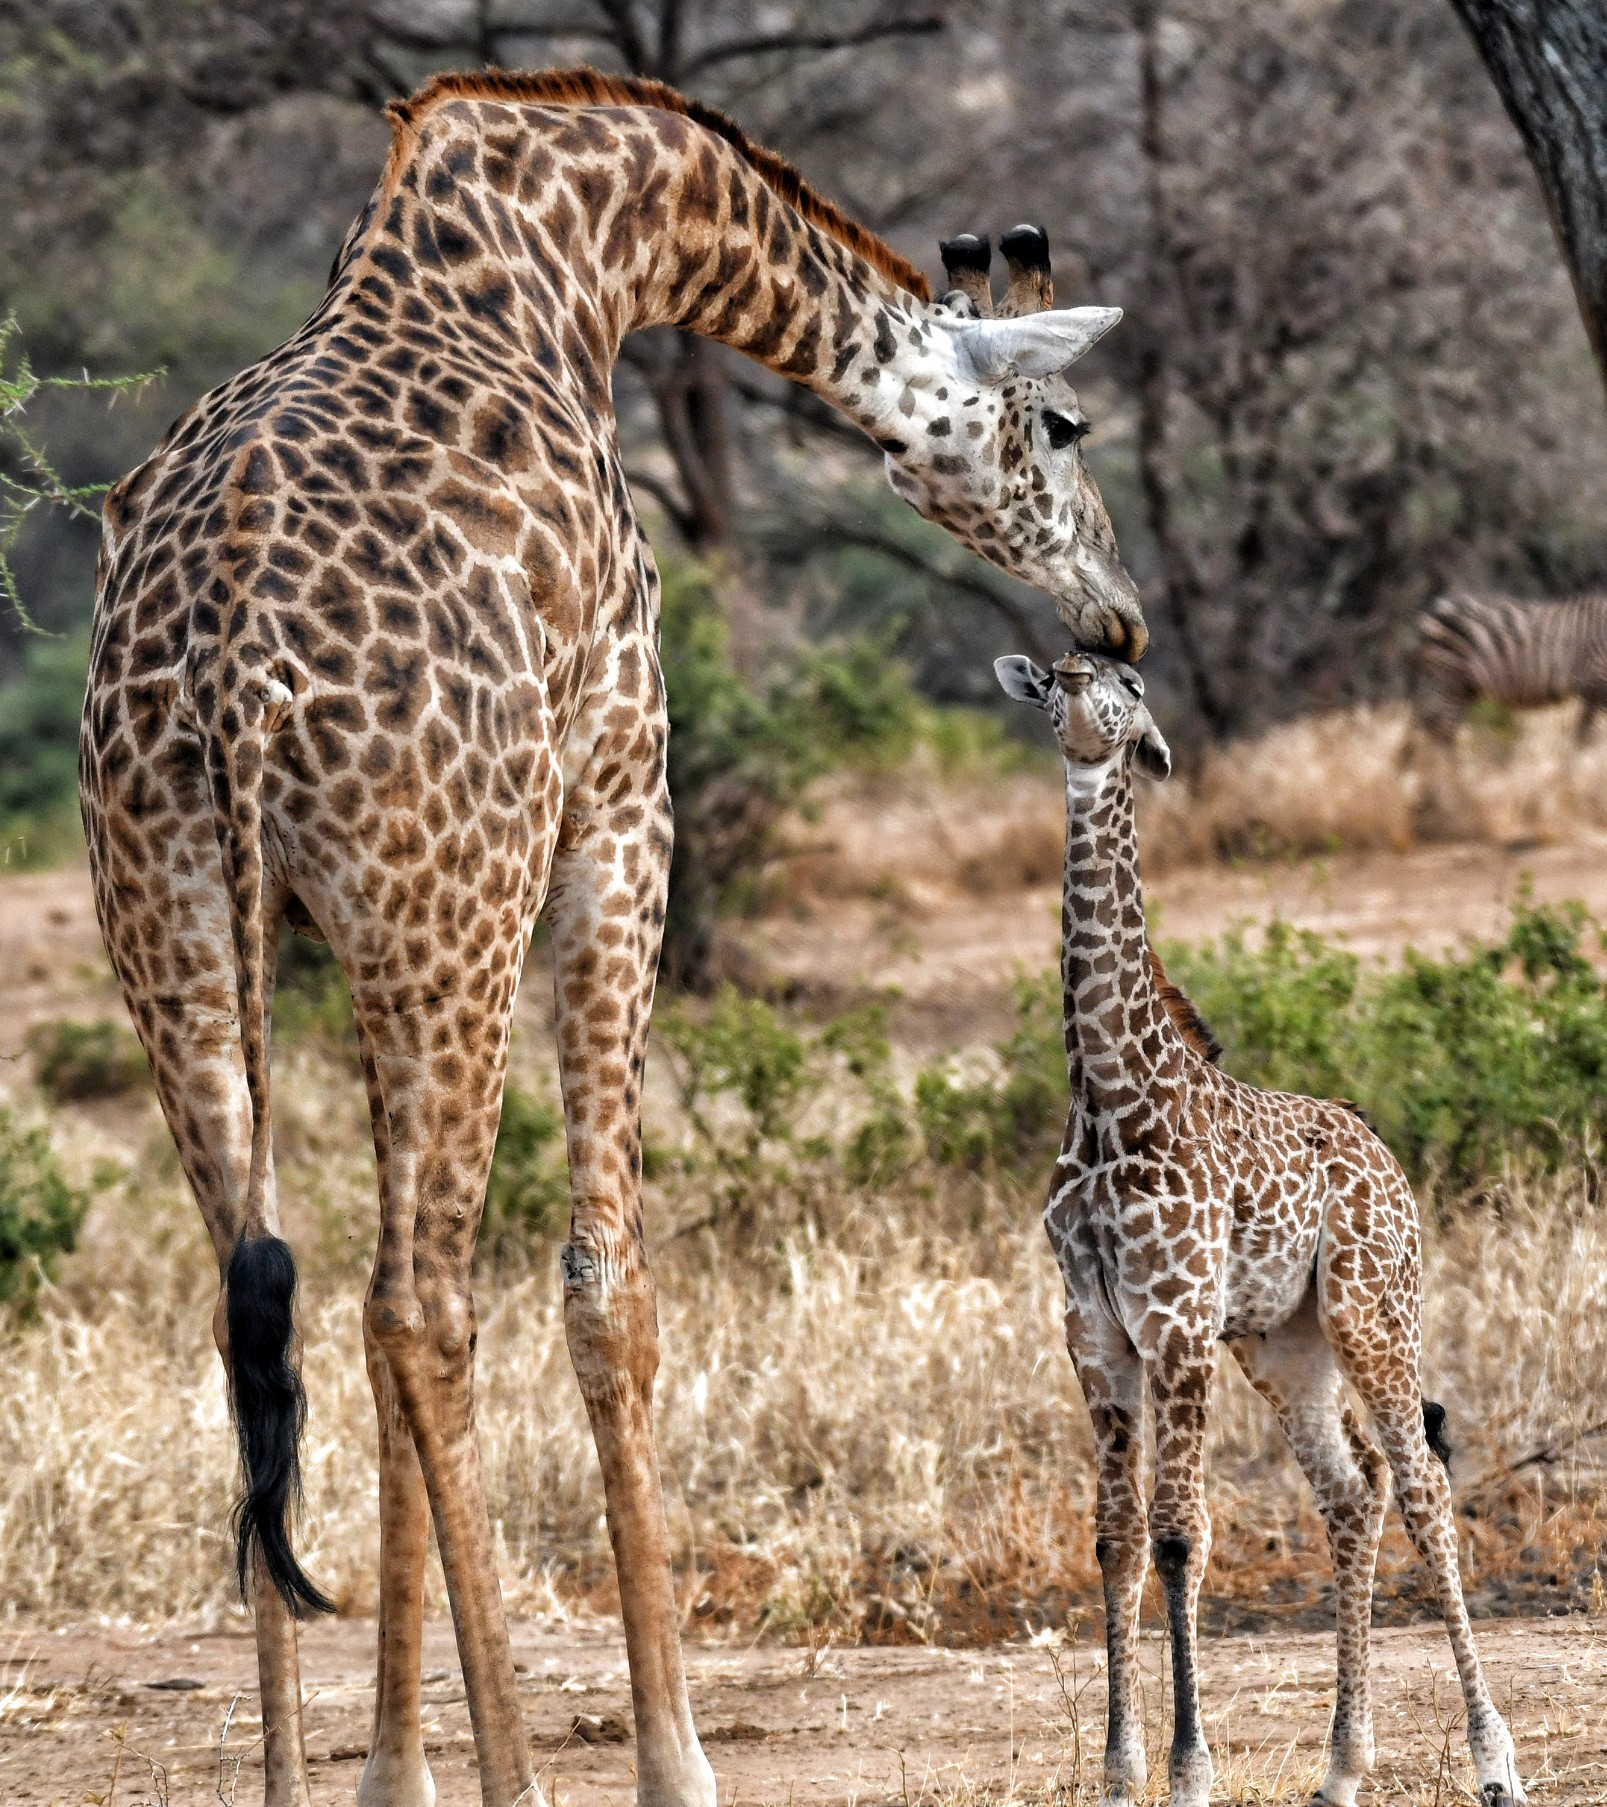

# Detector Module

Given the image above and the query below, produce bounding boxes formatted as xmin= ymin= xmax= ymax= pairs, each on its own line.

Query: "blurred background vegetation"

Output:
xmin=1 ymin=0 xmax=1604 ymax=949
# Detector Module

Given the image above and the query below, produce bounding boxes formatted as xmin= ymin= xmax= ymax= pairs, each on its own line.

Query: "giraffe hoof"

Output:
xmin=1481 ymin=1788 xmax=1526 ymax=1807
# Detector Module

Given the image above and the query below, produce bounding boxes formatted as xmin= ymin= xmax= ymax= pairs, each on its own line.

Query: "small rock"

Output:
xmin=569 ymin=1712 xmax=629 ymax=1744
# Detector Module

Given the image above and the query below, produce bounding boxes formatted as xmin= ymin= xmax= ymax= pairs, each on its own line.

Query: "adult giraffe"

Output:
xmin=80 ymin=68 xmax=1146 ymax=1807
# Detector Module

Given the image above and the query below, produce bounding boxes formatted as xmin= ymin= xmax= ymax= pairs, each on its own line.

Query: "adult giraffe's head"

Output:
xmin=880 ymin=227 xmax=1146 ymax=660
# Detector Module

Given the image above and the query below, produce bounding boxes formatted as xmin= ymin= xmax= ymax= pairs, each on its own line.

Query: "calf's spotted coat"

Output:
xmin=997 ymin=651 xmax=1525 ymax=1807
xmin=82 ymin=67 xmax=1145 ymax=1807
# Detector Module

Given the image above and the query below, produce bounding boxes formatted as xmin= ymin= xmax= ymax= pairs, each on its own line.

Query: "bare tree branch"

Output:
xmin=624 ymin=465 xmax=695 ymax=536
xmin=594 ymin=0 xmax=650 ymax=72
xmin=682 ymin=14 xmax=944 ymax=79
xmin=782 ymin=514 xmax=1063 ymax=665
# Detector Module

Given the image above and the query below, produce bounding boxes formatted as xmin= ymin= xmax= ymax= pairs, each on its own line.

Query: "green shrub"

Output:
xmin=0 ymin=628 xmax=88 ymax=866
xmin=272 ymin=931 xmax=358 ymax=1056
xmin=658 ymin=559 xmax=921 ymax=987
xmin=657 ymin=986 xmax=812 ymax=1171
xmin=1157 ymin=917 xmax=1359 ymax=1102
xmin=652 ymin=989 xmax=924 ymax=1239
xmin=1166 ymin=896 xmax=1607 ymax=1188
xmin=654 ymin=978 xmax=1069 ymax=1200
xmin=480 ymin=1083 xmax=570 ymax=1267
xmin=913 ymin=974 xmax=1066 ymax=1172
xmin=0 ymin=1106 xmax=89 ymax=1304
xmin=26 ymin=1016 xmax=149 ymax=1102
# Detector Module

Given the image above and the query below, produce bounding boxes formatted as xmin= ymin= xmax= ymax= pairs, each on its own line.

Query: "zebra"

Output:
xmin=1411 ymin=590 xmax=1607 ymax=742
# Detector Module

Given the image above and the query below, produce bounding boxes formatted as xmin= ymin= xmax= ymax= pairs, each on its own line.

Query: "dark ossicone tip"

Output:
xmin=939 ymin=233 xmax=992 ymax=277
xmin=1000 ymin=224 xmax=1050 ymax=272
xmin=940 ymin=234 xmax=994 ymax=316
xmin=998 ymin=225 xmax=1052 ymax=316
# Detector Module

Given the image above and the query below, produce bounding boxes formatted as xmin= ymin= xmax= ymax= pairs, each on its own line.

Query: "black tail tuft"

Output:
xmin=225 ymin=1235 xmax=335 ymax=1617
xmin=1423 ymin=1399 xmax=1452 ymax=1468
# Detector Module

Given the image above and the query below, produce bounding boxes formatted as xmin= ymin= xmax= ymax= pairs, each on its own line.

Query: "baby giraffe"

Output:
xmin=995 ymin=651 xmax=1524 ymax=1807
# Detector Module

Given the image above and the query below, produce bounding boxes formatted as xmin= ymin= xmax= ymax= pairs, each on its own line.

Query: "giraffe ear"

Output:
xmin=994 ymin=655 xmax=1054 ymax=708
xmin=1133 ymin=709 xmax=1172 ymax=781
xmin=950 ymin=307 xmax=1123 ymax=383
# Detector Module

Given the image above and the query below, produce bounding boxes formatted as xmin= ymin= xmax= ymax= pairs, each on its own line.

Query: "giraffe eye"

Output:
xmin=1042 ymin=410 xmax=1089 ymax=452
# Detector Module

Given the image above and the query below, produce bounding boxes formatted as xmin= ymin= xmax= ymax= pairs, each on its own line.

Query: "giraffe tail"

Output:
xmin=205 ymin=673 xmax=333 ymax=1617
xmin=226 ymin=1235 xmax=334 ymax=1615
xmin=1424 ymin=1399 xmax=1452 ymax=1469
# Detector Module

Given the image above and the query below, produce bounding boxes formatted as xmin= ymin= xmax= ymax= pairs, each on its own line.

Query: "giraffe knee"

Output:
xmin=364 ymin=1276 xmax=476 ymax=1380
xmin=561 ymin=1230 xmax=659 ymax=1404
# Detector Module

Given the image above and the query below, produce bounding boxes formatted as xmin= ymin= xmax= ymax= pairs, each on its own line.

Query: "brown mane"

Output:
xmin=384 ymin=66 xmax=931 ymax=301
xmin=1149 ymin=949 xmax=1223 ymax=1065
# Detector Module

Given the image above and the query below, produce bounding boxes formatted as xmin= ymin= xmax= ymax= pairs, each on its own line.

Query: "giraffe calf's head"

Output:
xmin=995 ymin=652 xmax=1171 ymax=781
xmin=882 ymin=228 xmax=1146 ymax=661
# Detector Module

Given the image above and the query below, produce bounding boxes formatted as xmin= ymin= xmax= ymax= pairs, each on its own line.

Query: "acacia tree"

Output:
xmin=1447 ymin=0 xmax=1607 ymax=396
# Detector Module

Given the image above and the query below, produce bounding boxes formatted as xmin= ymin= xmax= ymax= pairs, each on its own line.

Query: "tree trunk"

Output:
xmin=1448 ymin=0 xmax=1607 ymax=394
xmin=654 ymin=333 xmax=735 ymax=550
xmin=1132 ymin=0 xmax=1233 ymax=739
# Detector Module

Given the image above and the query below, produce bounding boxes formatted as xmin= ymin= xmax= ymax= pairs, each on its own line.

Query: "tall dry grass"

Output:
xmin=2 ymin=1040 xmax=1603 ymax=1637
xmin=6 ymin=697 xmax=1607 ymax=1638
xmin=780 ymin=700 xmax=1607 ymax=910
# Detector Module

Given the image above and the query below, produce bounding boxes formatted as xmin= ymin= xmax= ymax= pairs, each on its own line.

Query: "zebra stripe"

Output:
xmin=1411 ymin=591 xmax=1607 ymax=738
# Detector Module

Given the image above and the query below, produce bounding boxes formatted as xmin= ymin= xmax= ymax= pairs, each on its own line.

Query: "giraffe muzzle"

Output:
xmin=1058 ymin=556 xmax=1148 ymax=663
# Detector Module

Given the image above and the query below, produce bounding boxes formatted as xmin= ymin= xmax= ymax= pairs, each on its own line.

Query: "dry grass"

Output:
xmin=1145 ymin=699 xmax=1607 ymax=871
xmin=778 ymin=701 xmax=1607 ymax=913
xmin=2 ymin=1033 xmax=1603 ymax=1640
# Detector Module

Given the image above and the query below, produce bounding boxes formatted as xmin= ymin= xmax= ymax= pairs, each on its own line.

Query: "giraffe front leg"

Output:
xmin=1056 ymin=1268 xmax=1150 ymax=1805
xmin=1148 ymin=1333 xmax=1216 ymax=1807
xmin=1088 ymin=1361 xmax=1151 ymax=1802
xmin=544 ymin=757 xmax=715 ymax=1807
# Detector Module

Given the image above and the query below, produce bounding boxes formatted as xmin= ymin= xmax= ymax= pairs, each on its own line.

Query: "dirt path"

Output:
xmin=2 ymin=1613 xmax=1601 ymax=1804
xmin=8 ymin=837 xmax=1607 ymax=1060
xmin=743 ymin=835 xmax=1607 ymax=1044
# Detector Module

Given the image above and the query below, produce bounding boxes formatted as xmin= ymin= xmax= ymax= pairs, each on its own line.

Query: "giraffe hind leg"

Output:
xmin=544 ymin=752 xmax=717 ymax=1807
xmin=1231 ymin=1296 xmax=1389 ymax=1807
xmin=354 ymin=1037 xmax=436 ymax=1807
xmin=353 ymin=973 xmax=544 ymax=1807
xmin=91 ymin=864 xmax=316 ymax=1805
xmin=1326 ymin=1316 xmax=1525 ymax=1804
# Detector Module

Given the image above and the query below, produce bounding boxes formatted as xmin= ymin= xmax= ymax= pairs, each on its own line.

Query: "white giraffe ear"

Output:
xmin=994 ymin=655 xmax=1054 ymax=708
xmin=950 ymin=307 xmax=1123 ymax=384
xmin=1133 ymin=709 xmax=1171 ymax=781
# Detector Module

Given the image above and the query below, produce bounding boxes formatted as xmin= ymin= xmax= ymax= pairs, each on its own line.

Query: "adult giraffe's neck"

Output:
xmin=359 ymin=97 xmax=937 ymax=450
xmin=1060 ymin=755 xmax=1187 ymax=1135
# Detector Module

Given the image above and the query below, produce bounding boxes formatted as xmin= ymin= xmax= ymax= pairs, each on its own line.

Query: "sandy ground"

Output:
xmin=2 ymin=1612 xmax=1603 ymax=1804
xmin=8 ymin=834 xmax=1607 ymax=1047
xmin=746 ymin=835 xmax=1607 ymax=1044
